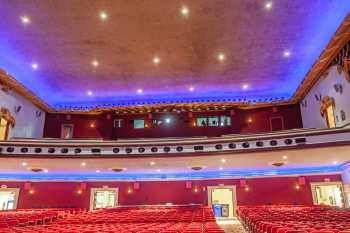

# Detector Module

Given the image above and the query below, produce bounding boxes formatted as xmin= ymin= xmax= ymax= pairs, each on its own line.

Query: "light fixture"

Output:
xmin=221 ymin=158 xmax=226 ymax=163
xmin=81 ymin=162 xmax=86 ymax=167
xmin=21 ymin=162 xmax=28 ymax=167
xmin=77 ymin=189 xmax=83 ymax=195
xmin=242 ymin=84 xmax=249 ymax=90
xmin=189 ymin=86 xmax=195 ymax=92
xmin=295 ymin=184 xmax=301 ymax=190
xmin=137 ymin=89 xmax=143 ymax=94
xmin=99 ymin=11 xmax=108 ymax=21
xmin=219 ymin=167 xmax=224 ymax=171
xmin=150 ymin=161 xmax=156 ymax=166
xmin=87 ymin=91 xmax=93 ymax=96
xmin=153 ymin=56 xmax=160 ymax=65
xmin=127 ymin=188 xmax=133 ymax=194
xmin=283 ymin=50 xmax=291 ymax=58
xmin=193 ymin=187 xmax=198 ymax=193
xmin=96 ymin=170 xmax=101 ymax=173
xmin=283 ymin=155 xmax=288 ymax=160
xmin=31 ymin=63 xmax=38 ymax=70
xmin=43 ymin=169 xmax=48 ymax=173
xmin=92 ymin=60 xmax=99 ymax=67
xmin=181 ymin=6 xmax=189 ymax=16
xmin=29 ymin=189 xmax=35 ymax=195
xmin=165 ymin=118 xmax=171 ymax=124
xmin=90 ymin=122 xmax=96 ymax=128
xmin=21 ymin=16 xmax=30 ymax=24
xmin=265 ymin=1 xmax=273 ymax=10
xmin=217 ymin=53 xmax=226 ymax=62
xmin=156 ymin=169 xmax=161 ymax=173
xmin=333 ymin=161 xmax=338 ymax=165
xmin=247 ymin=117 xmax=253 ymax=123
xmin=245 ymin=186 xmax=250 ymax=191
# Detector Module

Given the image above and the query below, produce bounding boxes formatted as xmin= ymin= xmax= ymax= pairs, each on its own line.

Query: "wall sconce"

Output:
xmin=295 ymin=185 xmax=301 ymax=190
xmin=77 ymin=189 xmax=83 ymax=195
xmin=247 ymin=117 xmax=253 ymax=123
xmin=127 ymin=188 xmax=133 ymax=194
xmin=193 ymin=187 xmax=199 ymax=193
xmin=29 ymin=189 xmax=35 ymax=195
xmin=244 ymin=186 xmax=250 ymax=192
xmin=89 ymin=122 xmax=96 ymax=128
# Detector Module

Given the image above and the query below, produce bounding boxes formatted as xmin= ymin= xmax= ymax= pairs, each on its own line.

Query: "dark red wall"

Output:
xmin=1 ymin=174 xmax=340 ymax=209
xmin=43 ymin=104 xmax=303 ymax=139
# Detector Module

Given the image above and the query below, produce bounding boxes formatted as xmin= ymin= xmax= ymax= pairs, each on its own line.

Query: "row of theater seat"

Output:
xmin=0 ymin=206 xmax=225 ymax=233
xmin=0 ymin=208 xmax=83 ymax=228
xmin=237 ymin=205 xmax=350 ymax=233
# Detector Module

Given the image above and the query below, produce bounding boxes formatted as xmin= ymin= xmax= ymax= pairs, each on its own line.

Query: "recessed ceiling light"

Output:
xmin=219 ymin=167 xmax=224 ymax=170
xmin=99 ymin=11 xmax=108 ymax=21
xmin=43 ymin=169 xmax=48 ymax=173
xmin=217 ymin=53 xmax=226 ymax=62
xmin=31 ymin=63 xmax=38 ymax=70
xmin=92 ymin=60 xmax=99 ymax=67
xmin=283 ymin=155 xmax=288 ymax=160
xmin=242 ymin=84 xmax=249 ymax=90
xmin=21 ymin=162 xmax=28 ymax=167
xmin=181 ymin=6 xmax=189 ymax=16
xmin=333 ymin=161 xmax=338 ymax=165
xmin=96 ymin=170 xmax=101 ymax=173
xmin=265 ymin=2 xmax=273 ymax=10
xmin=153 ymin=56 xmax=160 ymax=65
xmin=283 ymin=50 xmax=291 ymax=57
xmin=21 ymin=16 xmax=30 ymax=24
xmin=221 ymin=158 xmax=226 ymax=163
xmin=137 ymin=89 xmax=143 ymax=94
xmin=156 ymin=169 xmax=161 ymax=173
xmin=87 ymin=91 xmax=93 ymax=96
xmin=81 ymin=162 xmax=86 ymax=167
xmin=150 ymin=161 xmax=156 ymax=166
xmin=165 ymin=118 xmax=171 ymax=124
xmin=189 ymin=86 xmax=195 ymax=92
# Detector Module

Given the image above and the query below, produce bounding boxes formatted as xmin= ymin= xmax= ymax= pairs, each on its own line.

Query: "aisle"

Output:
xmin=217 ymin=218 xmax=246 ymax=233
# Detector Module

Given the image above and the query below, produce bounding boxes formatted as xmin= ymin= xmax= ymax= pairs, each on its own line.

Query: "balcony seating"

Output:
xmin=237 ymin=205 xmax=350 ymax=233
xmin=0 ymin=206 xmax=225 ymax=233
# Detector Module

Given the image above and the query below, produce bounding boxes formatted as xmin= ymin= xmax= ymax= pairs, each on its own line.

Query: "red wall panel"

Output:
xmin=0 ymin=174 xmax=340 ymax=209
xmin=43 ymin=104 xmax=303 ymax=139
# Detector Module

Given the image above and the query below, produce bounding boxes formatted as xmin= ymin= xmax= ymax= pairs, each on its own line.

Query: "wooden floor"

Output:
xmin=217 ymin=218 xmax=246 ymax=233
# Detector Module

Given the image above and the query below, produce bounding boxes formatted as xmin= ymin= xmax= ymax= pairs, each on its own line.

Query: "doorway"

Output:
xmin=207 ymin=185 xmax=237 ymax=219
xmin=311 ymin=182 xmax=346 ymax=207
xmin=90 ymin=188 xmax=118 ymax=211
xmin=0 ymin=188 xmax=19 ymax=210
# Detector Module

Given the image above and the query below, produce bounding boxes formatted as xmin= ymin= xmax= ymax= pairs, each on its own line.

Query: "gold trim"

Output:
xmin=0 ymin=69 xmax=53 ymax=112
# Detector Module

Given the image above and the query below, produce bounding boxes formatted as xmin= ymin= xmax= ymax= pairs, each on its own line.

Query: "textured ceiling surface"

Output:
xmin=0 ymin=0 xmax=349 ymax=110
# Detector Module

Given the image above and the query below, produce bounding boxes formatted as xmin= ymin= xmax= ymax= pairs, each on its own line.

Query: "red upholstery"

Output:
xmin=237 ymin=205 xmax=350 ymax=233
xmin=0 ymin=206 xmax=224 ymax=233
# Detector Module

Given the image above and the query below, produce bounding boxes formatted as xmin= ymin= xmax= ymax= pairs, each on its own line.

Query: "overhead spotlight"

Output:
xmin=137 ymin=89 xmax=143 ymax=94
xmin=31 ymin=63 xmax=38 ymax=70
xmin=92 ymin=60 xmax=99 ymax=67
xmin=96 ymin=170 xmax=101 ymax=173
xmin=283 ymin=155 xmax=288 ymax=160
xmin=87 ymin=91 xmax=93 ymax=96
xmin=99 ymin=11 xmax=108 ymax=21
xmin=221 ymin=158 xmax=226 ymax=163
xmin=333 ymin=161 xmax=338 ymax=165
xmin=153 ymin=56 xmax=160 ymax=65
xmin=21 ymin=162 xmax=28 ymax=167
xmin=21 ymin=16 xmax=30 ymax=24
xmin=181 ymin=6 xmax=189 ymax=16
xmin=217 ymin=53 xmax=226 ymax=62
xmin=165 ymin=118 xmax=171 ymax=124
xmin=283 ymin=50 xmax=291 ymax=58
xmin=219 ymin=167 xmax=224 ymax=171
xmin=189 ymin=86 xmax=195 ymax=92
xmin=81 ymin=162 xmax=86 ymax=167
xmin=156 ymin=169 xmax=161 ymax=173
xmin=242 ymin=84 xmax=249 ymax=90
xmin=150 ymin=161 xmax=156 ymax=166
xmin=43 ymin=169 xmax=48 ymax=173
xmin=265 ymin=1 xmax=273 ymax=10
